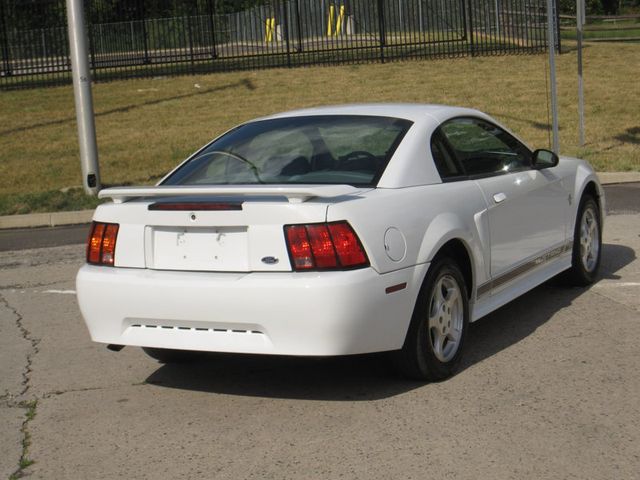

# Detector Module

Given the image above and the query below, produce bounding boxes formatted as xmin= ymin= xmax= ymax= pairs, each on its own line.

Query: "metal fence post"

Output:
xmin=283 ymin=0 xmax=292 ymax=67
xmin=187 ymin=12 xmax=194 ymax=72
xmin=86 ymin=0 xmax=96 ymax=73
xmin=577 ymin=0 xmax=585 ymax=146
xmin=377 ymin=0 xmax=386 ymax=63
xmin=554 ymin=0 xmax=561 ymax=52
xmin=139 ymin=0 xmax=150 ymax=64
xmin=87 ymin=23 xmax=96 ymax=72
xmin=207 ymin=0 xmax=218 ymax=59
xmin=98 ymin=23 xmax=104 ymax=57
xmin=460 ymin=0 xmax=467 ymax=42
xmin=295 ymin=0 xmax=303 ymax=52
xmin=0 ymin=0 xmax=12 ymax=77
xmin=547 ymin=0 xmax=560 ymax=153
xmin=466 ymin=0 xmax=475 ymax=56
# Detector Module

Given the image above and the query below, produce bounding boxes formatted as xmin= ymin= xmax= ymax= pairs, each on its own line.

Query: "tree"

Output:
xmin=558 ymin=0 xmax=622 ymax=15
xmin=601 ymin=0 xmax=619 ymax=13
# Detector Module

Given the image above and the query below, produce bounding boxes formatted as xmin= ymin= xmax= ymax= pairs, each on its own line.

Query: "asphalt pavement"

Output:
xmin=0 ymin=182 xmax=639 ymax=479
xmin=602 ymin=182 xmax=640 ymax=215
xmin=1 ymin=211 xmax=638 ymax=479
xmin=0 ymin=224 xmax=91 ymax=252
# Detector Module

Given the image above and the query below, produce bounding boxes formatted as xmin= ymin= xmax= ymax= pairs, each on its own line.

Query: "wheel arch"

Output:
xmin=416 ymin=212 xmax=481 ymax=301
xmin=573 ymin=163 xmax=606 ymax=228
xmin=431 ymin=239 xmax=474 ymax=300
xmin=584 ymin=180 xmax=605 ymax=215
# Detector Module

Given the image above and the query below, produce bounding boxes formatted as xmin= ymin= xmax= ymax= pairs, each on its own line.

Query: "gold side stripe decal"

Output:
xmin=477 ymin=240 xmax=573 ymax=299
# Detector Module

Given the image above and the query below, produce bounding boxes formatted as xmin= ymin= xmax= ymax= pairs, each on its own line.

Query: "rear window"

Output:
xmin=162 ymin=115 xmax=413 ymax=187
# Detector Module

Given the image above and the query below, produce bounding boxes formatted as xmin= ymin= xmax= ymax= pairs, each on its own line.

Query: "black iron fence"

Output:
xmin=0 ymin=0 xmax=557 ymax=90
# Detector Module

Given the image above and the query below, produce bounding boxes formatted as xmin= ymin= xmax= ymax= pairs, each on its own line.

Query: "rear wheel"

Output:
xmin=142 ymin=347 xmax=202 ymax=364
xmin=566 ymin=195 xmax=602 ymax=286
xmin=394 ymin=257 xmax=469 ymax=381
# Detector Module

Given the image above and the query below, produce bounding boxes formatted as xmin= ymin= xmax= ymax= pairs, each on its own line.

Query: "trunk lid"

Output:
xmin=94 ymin=185 xmax=366 ymax=273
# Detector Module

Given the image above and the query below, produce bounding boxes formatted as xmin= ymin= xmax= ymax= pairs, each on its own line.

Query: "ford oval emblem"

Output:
xmin=261 ymin=256 xmax=279 ymax=265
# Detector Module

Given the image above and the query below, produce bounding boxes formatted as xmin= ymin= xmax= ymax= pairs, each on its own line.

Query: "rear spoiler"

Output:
xmin=98 ymin=185 xmax=362 ymax=204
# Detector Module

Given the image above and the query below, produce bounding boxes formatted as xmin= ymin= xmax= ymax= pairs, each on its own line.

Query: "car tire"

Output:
xmin=393 ymin=256 xmax=469 ymax=381
xmin=142 ymin=347 xmax=201 ymax=364
xmin=566 ymin=195 xmax=602 ymax=286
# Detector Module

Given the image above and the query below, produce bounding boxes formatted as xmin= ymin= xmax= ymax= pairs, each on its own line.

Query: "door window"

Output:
xmin=436 ymin=118 xmax=532 ymax=177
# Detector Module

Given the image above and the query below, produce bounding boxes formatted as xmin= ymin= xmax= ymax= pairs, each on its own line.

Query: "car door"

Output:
xmin=436 ymin=117 xmax=568 ymax=281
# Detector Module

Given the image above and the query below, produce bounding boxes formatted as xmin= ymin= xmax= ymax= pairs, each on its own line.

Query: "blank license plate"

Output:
xmin=150 ymin=226 xmax=249 ymax=272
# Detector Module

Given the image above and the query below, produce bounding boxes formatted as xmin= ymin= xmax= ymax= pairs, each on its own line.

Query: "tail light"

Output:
xmin=87 ymin=221 xmax=119 ymax=266
xmin=284 ymin=221 xmax=369 ymax=271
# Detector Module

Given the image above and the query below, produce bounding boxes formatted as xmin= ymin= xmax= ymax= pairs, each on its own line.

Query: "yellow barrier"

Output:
xmin=336 ymin=5 xmax=345 ymax=36
xmin=265 ymin=17 xmax=276 ymax=42
xmin=327 ymin=5 xmax=335 ymax=36
xmin=327 ymin=4 xmax=346 ymax=37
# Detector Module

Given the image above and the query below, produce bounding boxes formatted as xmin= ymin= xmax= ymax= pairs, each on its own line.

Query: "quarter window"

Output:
xmin=430 ymin=132 xmax=463 ymax=180
xmin=437 ymin=118 xmax=531 ymax=177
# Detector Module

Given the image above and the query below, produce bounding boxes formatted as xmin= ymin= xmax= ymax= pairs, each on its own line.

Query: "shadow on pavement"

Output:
xmin=146 ymin=352 xmax=417 ymax=401
xmin=145 ymin=243 xmax=635 ymax=401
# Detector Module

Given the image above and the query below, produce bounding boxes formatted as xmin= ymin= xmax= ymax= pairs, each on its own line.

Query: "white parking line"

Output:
xmin=43 ymin=289 xmax=77 ymax=295
xmin=594 ymin=282 xmax=640 ymax=288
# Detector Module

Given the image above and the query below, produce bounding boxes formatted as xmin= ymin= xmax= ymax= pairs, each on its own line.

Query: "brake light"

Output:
xmin=307 ymin=225 xmax=338 ymax=268
xmin=87 ymin=221 xmax=119 ymax=266
xmin=284 ymin=221 xmax=369 ymax=271
xmin=328 ymin=222 xmax=368 ymax=267
xmin=148 ymin=202 xmax=242 ymax=211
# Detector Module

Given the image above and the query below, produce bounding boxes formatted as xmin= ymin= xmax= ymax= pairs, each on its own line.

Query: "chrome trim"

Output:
xmin=477 ymin=240 xmax=572 ymax=299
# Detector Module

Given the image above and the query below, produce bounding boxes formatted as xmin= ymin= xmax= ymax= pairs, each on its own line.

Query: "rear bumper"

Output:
xmin=76 ymin=264 xmax=428 ymax=356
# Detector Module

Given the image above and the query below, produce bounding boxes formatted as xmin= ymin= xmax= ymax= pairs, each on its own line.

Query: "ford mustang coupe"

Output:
xmin=77 ymin=104 xmax=604 ymax=381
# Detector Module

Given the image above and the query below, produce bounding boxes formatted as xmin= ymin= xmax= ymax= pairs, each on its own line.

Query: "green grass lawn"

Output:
xmin=561 ymin=17 xmax=640 ymax=41
xmin=562 ymin=27 xmax=640 ymax=41
xmin=0 ymin=41 xmax=638 ymax=215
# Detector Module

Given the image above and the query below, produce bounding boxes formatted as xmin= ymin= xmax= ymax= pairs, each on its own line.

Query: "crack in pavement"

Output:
xmin=1 ymin=293 xmax=39 ymax=479
xmin=0 ymin=295 xmax=40 ymax=397
xmin=39 ymin=380 xmax=149 ymax=399
xmin=8 ymin=400 xmax=37 ymax=480
xmin=42 ymin=385 xmax=121 ymax=398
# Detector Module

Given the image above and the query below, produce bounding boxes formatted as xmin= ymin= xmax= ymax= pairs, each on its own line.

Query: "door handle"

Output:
xmin=493 ymin=192 xmax=507 ymax=203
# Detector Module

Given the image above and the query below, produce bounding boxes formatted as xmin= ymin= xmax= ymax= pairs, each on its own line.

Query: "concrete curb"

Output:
xmin=596 ymin=172 xmax=640 ymax=185
xmin=0 ymin=210 xmax=95 ymax=230
xmin=0 ymin=173 xmax=637 ymax=230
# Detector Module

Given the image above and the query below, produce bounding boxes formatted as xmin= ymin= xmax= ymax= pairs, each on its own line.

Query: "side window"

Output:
xmin=430 ymin=132 xmax=462 ymax=180
xmin=439 ymin=118 xmax=531 ymax=176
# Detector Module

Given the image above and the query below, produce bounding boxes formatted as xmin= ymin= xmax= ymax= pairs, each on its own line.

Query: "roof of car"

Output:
xmin=260 ymin=103 xmax=487 ymax=124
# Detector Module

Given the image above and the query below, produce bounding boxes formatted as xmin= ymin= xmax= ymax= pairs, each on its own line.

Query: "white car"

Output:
xmin=76 ymin=104 xmax=604 ymax=381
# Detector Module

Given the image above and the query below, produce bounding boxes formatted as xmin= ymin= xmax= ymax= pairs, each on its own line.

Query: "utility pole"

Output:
xmin=547 ymin=0 xmax=560 ymax=154
xmin=66 ymin=0 xmax=101 ymax=195
xmin=577 ymin=0 xmax=586 ymax=146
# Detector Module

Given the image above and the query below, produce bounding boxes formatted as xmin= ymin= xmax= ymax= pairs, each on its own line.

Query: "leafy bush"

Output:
xmin=559 ymin=0 xmax=640 ymax=15
xmin=558 ymin=0 xmax=604 ymax=15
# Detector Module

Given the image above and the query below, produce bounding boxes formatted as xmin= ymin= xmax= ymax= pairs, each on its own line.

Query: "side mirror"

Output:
xmin=532 ymin=149 xmax=559 ymax=169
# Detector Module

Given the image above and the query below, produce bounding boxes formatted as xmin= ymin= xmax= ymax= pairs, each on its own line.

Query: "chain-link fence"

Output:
xmin=0 ymin=0 xmax=557 ymax=89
